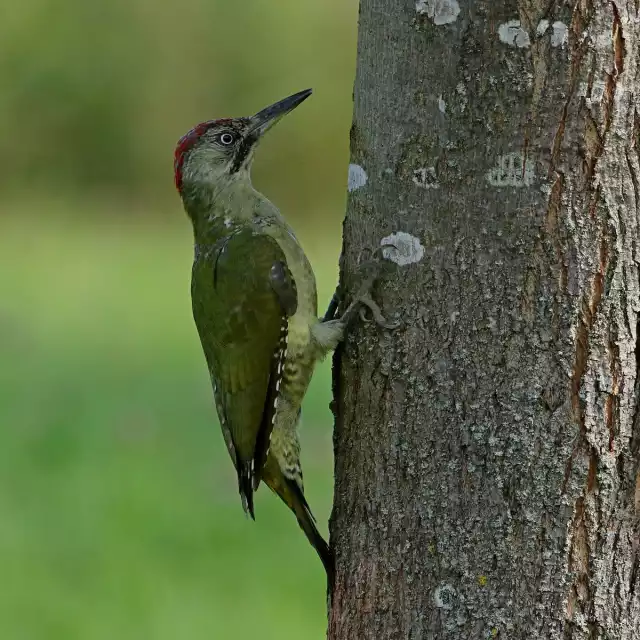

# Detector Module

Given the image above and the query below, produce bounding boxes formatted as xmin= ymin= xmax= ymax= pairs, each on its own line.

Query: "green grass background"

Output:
xmin=1 ymin=0 xmax=358 ymax=636
xmin=0 ymin=210 xmax=340 ymax=639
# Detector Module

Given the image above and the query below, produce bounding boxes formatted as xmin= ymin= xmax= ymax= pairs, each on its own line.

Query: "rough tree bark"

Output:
xmin=328 ymin=1 xmax=640 ymax=638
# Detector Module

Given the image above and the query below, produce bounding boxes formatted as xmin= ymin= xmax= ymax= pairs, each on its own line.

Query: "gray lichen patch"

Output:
xmin=498 ymin=20 xmax=531 ymax=48
xmin=412 ymin=167 xmax=439 ymax=189
xmin=499 ymin=19 xmax=569 ymax=49
xmin=415 ymin=0 xmax=460 ymax=25
xmin=433 ymin=583 xmax=457 ymax=609
xmin=348 ymin=163 xmax=368 ymax=192
xmin=486 ymin=152 xmax=536 ymax=187
xmin=536 ymin=20 xmax=569 ymax=47
xmin=381 ymin=232 xmax=425 ymax=266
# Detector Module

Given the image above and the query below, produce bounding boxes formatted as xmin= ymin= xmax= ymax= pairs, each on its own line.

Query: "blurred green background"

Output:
xmin=0 ymin=1 xmax=358 ymax=637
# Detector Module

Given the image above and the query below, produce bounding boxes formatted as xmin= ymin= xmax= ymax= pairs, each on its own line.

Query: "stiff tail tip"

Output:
xmin=285 ymin=477 xmax=335 ymax=596
xmin=237 ymin=463 xmax=255 ymax=520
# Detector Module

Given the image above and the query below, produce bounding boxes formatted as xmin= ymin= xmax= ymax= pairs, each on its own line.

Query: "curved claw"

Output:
xmin=357 ymin=293 xmax=401 ymax=330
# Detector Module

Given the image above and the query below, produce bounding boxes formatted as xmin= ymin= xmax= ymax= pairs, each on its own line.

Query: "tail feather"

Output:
xmin=237 ymin=462 xmax=255 ymax=520
xmin=284 ymin=477 xmax=335 ymax=592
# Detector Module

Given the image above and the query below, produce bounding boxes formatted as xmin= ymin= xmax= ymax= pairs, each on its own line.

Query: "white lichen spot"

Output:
xmin=578 ymin=80 xmax=606 ymax=107
xmin=549 ymin=21 xmax=568 ymax=47
xmin=347 ymin=163 xmax=368 ymax=192
xmin=536 ymin=19 xmax=549 ymax=35
xmin=223 ymin=216 xmax=233 ymax=228
xmin=486 ymin=152 xmax=535 ymax=188
xmin=498 ymin=20 xmax=530 ymax=48
xmin=537 ymin=20 xmax=568 ymax=47
xmin=589 ymin=80 xmax=606 ymax=106
xmin=415 ymin=0 xmax=460 ymax=25
xmin=456 ymin=82 xmax=467 ymax=112
xmin=539 ymin=181 xmax=552 ymax=195
xmin=412 ymin=167 xmax=439 ymax=189
xmin=434 ymin=583 xmax=456 ymax=610
xmin=438 ymin=95 xmax=446 ymax=113
xmin=381 ymin=232 xmax=425 ymax=266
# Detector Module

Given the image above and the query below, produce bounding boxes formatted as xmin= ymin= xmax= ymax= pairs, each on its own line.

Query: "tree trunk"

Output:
xmin=328 ymin=1 xmax=640 ymax=638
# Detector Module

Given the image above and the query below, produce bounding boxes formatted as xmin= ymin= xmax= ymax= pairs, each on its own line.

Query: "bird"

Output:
xmin=174 ymin=89 xmax=394 ymax=585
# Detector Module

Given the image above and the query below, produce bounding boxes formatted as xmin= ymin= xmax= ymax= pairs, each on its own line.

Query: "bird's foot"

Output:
xmin=339 ymin=288 xmax=400 ymax=330
xmin=323 ymin=247 xmax=400 ymax=330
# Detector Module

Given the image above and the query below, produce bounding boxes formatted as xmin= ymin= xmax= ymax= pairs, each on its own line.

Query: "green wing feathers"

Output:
xmin=191 ymin=228 xmax=297 ymax=517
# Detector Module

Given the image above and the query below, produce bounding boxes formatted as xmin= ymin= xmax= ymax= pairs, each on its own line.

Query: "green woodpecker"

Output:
xmin=174 ymin=89 xmax=391 ymax=581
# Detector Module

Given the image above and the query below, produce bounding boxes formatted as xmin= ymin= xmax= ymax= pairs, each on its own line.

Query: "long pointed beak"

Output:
xmin=248 ymin=89 xmax=312 ymax=137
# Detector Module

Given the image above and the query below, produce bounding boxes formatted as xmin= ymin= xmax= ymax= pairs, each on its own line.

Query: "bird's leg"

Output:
xmin=313 ymin=255 xmax=399 ymax=353
xmin=339 ymin=289 xmax=398 ymax=329
xmin=321 ymin=290 xmax=340 ymax=322
xmin=336 ymin=266 xmax=399 ymax=330
xmin=334 ymin=245 xmax=399 ymax=328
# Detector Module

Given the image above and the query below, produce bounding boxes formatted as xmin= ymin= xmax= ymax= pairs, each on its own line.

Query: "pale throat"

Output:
xmin=189 ymin=170 xmax=285 ymax=237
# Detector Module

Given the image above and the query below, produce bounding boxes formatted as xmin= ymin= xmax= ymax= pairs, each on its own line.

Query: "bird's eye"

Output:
xmin=219 ymin=133 xmax=235 ymax=145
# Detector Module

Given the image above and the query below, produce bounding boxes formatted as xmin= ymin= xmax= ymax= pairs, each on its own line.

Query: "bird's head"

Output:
xmin=174 ymin=88 xmax=312 ymax=194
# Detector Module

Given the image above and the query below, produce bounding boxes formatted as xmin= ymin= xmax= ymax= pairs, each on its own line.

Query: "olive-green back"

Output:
xmin=191 ymin=228 xmax=292 ymax=467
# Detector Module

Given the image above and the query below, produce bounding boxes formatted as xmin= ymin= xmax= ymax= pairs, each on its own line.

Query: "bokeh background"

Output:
xmin=0 ymin=1 xmax=358 ymax=637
